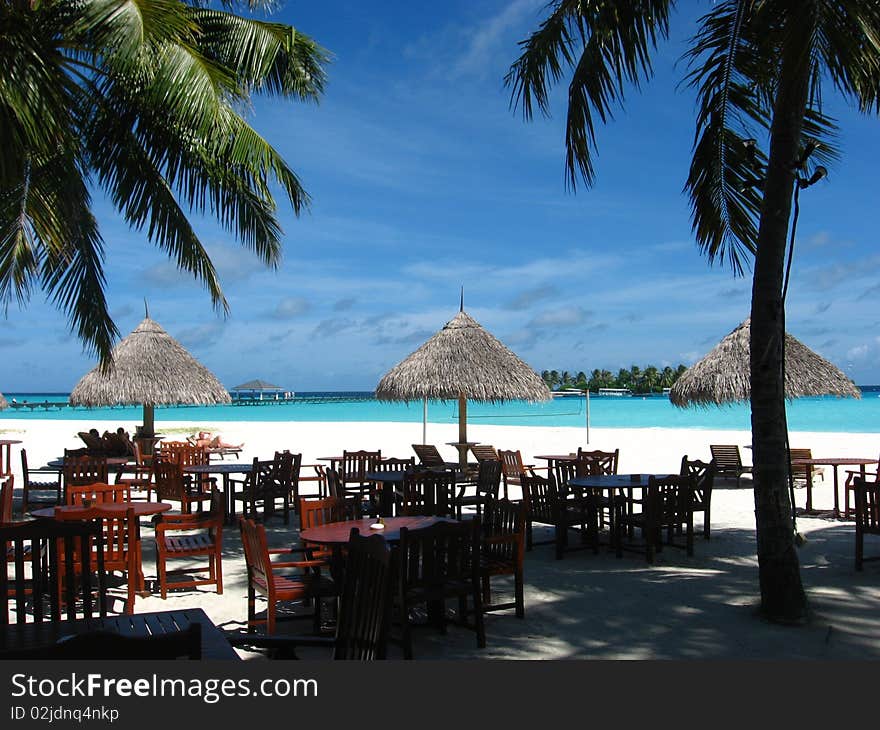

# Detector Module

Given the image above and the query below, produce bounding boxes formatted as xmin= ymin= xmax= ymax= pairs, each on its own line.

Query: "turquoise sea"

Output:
xmin=2 ymin=388 xmax=880 ymax=433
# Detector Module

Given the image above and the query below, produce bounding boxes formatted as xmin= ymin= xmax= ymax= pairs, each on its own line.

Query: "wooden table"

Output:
xmin=301 ymin=515 xmax=455 ymax=545
xmin=0 ymin=438 xmax=22 ymax=477
xmin=183 ymin=462 xmax=254 ymax=525
xmin=0 ymin=607 xmax=240 ymax=660
xmin=790 ymin=457 xmax=877 ymax=517
xmin=31 ymin=502 xmax=172 ymax=597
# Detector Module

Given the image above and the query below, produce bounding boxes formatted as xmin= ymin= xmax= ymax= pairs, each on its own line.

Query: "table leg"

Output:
xmin=805 ymin=469 xmax=814 ymax=513
xmin=832 ymin=466 xmax=841 ymax=518
xmin=224 ymin=473 xmax=234 ymax=526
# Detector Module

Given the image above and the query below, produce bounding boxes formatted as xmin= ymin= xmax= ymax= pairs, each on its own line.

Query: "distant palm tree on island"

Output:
xmin=541 ymin=364 xmax=688 ymax=394
xmin=1 ymin=0 xmax=328 ymax=363
xmin=508 ymin=1 xmax=880 ymax=621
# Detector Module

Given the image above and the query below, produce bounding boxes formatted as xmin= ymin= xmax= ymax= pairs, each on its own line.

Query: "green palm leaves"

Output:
xmin=0 ymin=0 xmax=328 ymax=361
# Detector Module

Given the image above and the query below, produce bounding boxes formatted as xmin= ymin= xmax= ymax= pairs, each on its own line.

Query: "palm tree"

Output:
xmin=506 ymin=1 xmax=880 ymax=621
xmin=1 ymin=0 xmax=328 ymax=362
xmin=643 ymin=365 xmax=660 ymax=393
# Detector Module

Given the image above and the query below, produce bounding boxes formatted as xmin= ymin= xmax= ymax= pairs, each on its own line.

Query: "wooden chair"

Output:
xmin=61 ymin=453 xmax=108 ymax=503
xmin=227 ymin=529 xmax=394 ymax=660
xmin=114 ymin=440 xmax=154 ymax=501
xmin=454 ymin=458 xmax=502 ymax=519
xmin=338 ymin=450 xmax=382 ymax=509
xmin=325 ymin=468 xmax=362 ymax=519
xmin=154 ymin=489 xmax=224 ymax=599
xmin=297 ymin=496 xmax=349 ymax=566
xmin=0 ymin=624 xmax=201 ymax=660
xmin=20 ymin=449 xmax=62 ymax=514
xmin=232 ymin=452 xmax=298 ymax=524
xmin=480 ymin=496 xmax=527 ymax=618
xmin=370 ymin=457 xmax=415 ymax=516
xmin=1 ymin=476 xmax=13 ymax=523
xmin=615 ymin=474 xmax=695 ymax=564
xmin=573 ymin=450 xmax=618 ymax=531
xmin=395 ymin=519 xmax=485 ymax=659
xmin=153 ymin=458 xmax=213 ymax=514
xmin=239 ymin=516 xmax=334 ymax=635
xmin=789 ymin=447 xmax=824 ymax=484
xmin=523 ymin=471 xmax=597 ymax=558
xmin=709 ymin=444 xmax=752 ymax=487
xmin=577 ymin=448 xmax=620 ymax=475
xmin=67 ymin=482 xmax=131 ymax=506
xmin=397 ymin=469 xmax=456 ymax=517
xmin=2 ymin=518 xmax=108 ymax=625
xmin=680 ymin=456 xmax=716 ymax=539
xmin=470 ymin=444 xmax=499 ymax=463
xmin=412 ymin=444 xmax=447 ymax=468
xmin=853 ymin=477 xmax=880 ymax=571
xmin=845 ymin=453 xmax=880 ymax=519
xmin=54 ymin=505 xmax=141 ymax=614
xmin=497 ymin=449 xmax=535 ymax=500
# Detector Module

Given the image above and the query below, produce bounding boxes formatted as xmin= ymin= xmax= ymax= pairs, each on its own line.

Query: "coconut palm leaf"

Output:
xmin=505 ymin=0 xmax=672 ymax=188
xmin=0 ymin=0 xmax=328 ymax=361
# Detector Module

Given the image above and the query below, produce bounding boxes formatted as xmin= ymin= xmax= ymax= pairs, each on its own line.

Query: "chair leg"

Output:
xmin=704 ymin=503 xmax=711 ymax=540
xmin=472 ymin=581 xmax=486 ymax=649
xmin=856 ymin=529 xmax=863 ymax=571
xmin=215 ymin=551 xmax=223 ymax=594
xmin=157 ymin=552 xmax=167 ymax=600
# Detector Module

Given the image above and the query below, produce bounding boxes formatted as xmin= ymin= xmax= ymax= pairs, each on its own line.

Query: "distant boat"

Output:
xmin=598 ymin=388 xmax=632 ymax=397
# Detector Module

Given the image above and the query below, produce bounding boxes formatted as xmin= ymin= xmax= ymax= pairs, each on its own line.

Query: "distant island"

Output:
xmin=542 ymin=364 xmax=689 ymax=396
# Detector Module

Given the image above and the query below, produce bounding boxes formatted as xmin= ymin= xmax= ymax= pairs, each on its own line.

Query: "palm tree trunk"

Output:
xmin=750 ymin=9 xmax=813 ymax=622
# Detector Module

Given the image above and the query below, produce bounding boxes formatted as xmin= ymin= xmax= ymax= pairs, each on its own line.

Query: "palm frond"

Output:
xmin=814 ymin=0 xmax=880 ymax=113
xmin=506 ymin=0 xmax=672 ymax=188
xmin=684 ymin=0 xmax=773 ymax=274
xmin=190 ymin=9 xmax=329 ymax=100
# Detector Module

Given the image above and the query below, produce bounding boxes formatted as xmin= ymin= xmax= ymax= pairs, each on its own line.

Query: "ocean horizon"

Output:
xmin=2 ymin=388 xmax=879 ymax=433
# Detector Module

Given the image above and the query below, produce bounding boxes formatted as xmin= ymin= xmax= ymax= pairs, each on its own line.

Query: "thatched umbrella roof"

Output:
xmin=669 ymin=319 xmax=860 ymax=407
xmin=376 ymin=309 xmax=550 ymax=468
xmin=232 ymin=379 xmax=282 ymax=391
xmin=70 ymin=316 xmax=230 ymax=435
xmin=0 ymin=392 xmax=7 ymax=410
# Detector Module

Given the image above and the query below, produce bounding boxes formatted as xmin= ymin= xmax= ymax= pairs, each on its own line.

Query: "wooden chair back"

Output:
xmin=520 ymin=472 xmax=557 ymax=525
xmin=324 ymin=468 xmax=360 ymax=518
xmin=577 ymin=448 xmax=619 ymax=475
xmin=398 ymin=519 xmax=480 ymax=599
xmin=156 ymin=441 xmax=208 ymax=468
xmin=498 ymin=450 xmax=527 ymax=481
xmin=239 ymin=516 xmax=274 ymax=596
xmin=2 ymin=518 xmax=107 ymax=625
xmin=299 ymin=496 xmax=347 ymax=531
xmin=67 ymin=482 xmax=131 ymax=506
xmin=334 ymin=529 xmax=394 ymax=660
xmin=412 ymin=444 xmax=445 ymax=467
xmin=0 ymin=476 xmax=12 ymax=523
xmin=474 ymin=459 xmax=502 ymax=499
xmin=63 ymin=454 xmax=109 ymax=487
xmin=399 ymin=470 xmax=456 ymax=517
xmin=153 ymin=458 xmax=188 ymax=503
xmin=481 ymin=496 xmax=526 ymax=568
xmin=788 ymin=448 xmax=815 ymax=482
xmin=854 ymin=477 xmax=880 ymax=570
xmin=340 ymin=450 xmax=382 ymax=485
xmin=375 ymin=457 xmax=415 ymax=473
xmin=470 ymin=445 xmax=499 ymax=463
xmin=21 ymin=450 xmax=62 ymax=511
xmin=243 ymin=451 xmax=298 ymax=523
xmin=709 ymin=444 xmax=744 ymax=472
xmin=54 ymin=505 xmax=139 ymax=614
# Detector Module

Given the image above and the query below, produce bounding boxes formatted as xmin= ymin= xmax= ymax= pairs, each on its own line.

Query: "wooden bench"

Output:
xmin=709 ymin=445 xmax=752 ymax=487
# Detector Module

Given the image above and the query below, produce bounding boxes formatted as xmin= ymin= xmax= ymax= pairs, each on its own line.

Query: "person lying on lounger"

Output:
xmin=191 ymin=431 xmax=244 ymax=450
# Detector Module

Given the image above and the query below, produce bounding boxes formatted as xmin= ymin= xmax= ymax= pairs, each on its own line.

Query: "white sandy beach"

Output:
xmin=3 ymin=416 xmax=880 ymax=659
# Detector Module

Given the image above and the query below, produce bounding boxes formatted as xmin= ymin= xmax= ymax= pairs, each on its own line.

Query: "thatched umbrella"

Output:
xmin=70 ymin=315 xmax=230 ymax=439
xmin=669 ymin=319 xmax=860 ymax=407
xmin=376 ymin=306 xmax=551 ymax=470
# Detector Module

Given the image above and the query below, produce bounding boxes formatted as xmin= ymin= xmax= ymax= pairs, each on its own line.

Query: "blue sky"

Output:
xmin=3 ymin=0 xmax=880 ymax=392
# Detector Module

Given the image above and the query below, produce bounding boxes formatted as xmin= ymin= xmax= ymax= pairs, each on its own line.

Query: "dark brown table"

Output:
xmin=791 ymin=457 xmax=877 ymax=517
xmin=0 ymin=607 xmax=240 ymax=660
xmin=301 ymin=516 xmax=455 ymax=545
xmin=182 ymin=462 xmax=254 ymax=524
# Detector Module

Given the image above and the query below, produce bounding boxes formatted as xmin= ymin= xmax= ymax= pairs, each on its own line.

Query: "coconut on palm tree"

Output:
xmin=507 ymin=1 xmax=880 ymax=621
xmin=0 ymin=0 xmax=328 ymax=362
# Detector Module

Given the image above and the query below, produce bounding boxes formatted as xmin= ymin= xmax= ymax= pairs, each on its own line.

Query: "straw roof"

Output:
xmin=376 ymin=310 xmax=551 ymax=402
xmin=232 ymin=379 xmax=282 ymax=391
xmin=669 ymin=318 xmax=860 ymax=407
xmin=0 ymin=392 xmax=7 ymax=410
xmin=70 ymin=317 xmax=231 ymax=406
